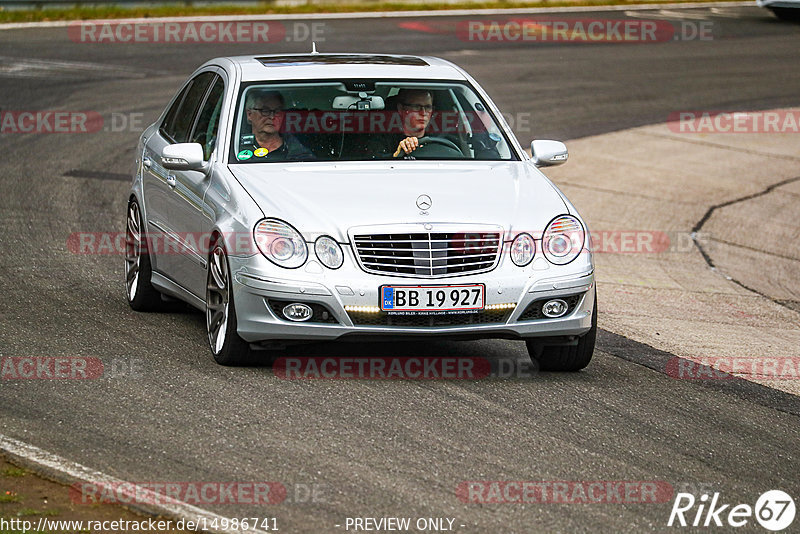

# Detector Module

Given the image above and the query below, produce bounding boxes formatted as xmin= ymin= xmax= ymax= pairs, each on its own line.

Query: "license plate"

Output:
xmin=380 ymin=284 xmax=485 ymax=313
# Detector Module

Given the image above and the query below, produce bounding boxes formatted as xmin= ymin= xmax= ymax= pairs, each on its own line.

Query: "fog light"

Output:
xmin=282 ymin=303 xmax=313 ymax=322
xmin=542 ymin=299 xmax=568 ymax=318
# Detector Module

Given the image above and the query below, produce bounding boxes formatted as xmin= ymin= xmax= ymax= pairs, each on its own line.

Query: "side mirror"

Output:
xmin=531 ymin=140 xmax=568 ymax=167
xmin=161 ymin=143 xmax=207 ymax=171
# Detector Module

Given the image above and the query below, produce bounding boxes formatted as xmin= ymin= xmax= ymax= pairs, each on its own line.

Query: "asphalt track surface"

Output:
xmin=1 ymin=5 xmax=799 ymax=533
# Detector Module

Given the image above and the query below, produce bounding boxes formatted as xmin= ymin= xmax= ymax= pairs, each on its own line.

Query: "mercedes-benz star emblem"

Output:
xmin=416 ymin=195 xmax=432 ymax=210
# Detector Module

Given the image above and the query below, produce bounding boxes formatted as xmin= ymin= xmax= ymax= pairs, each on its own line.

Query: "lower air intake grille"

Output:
xmin=348 ymin=309 xmax=512 ymax=327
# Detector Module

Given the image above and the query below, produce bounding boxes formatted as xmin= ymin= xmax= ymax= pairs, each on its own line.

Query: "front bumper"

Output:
xmin=229 ymin=247 xmax=595 ymax=343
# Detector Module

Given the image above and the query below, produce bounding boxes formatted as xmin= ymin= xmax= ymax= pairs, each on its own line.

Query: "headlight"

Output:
xmin=315 ymin=236 xmax=344 ymax=269
xmin=254 ymin=219 xmax=307 ymax=269
xmin=543 ymin=215 xmax=584 ymax=265
xmin=510 ymin=233 xmax=535 ymax=266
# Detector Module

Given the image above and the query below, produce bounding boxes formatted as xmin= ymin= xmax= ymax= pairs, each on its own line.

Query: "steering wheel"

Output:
xmin=412 ymin=136 xmax=464 ymax=158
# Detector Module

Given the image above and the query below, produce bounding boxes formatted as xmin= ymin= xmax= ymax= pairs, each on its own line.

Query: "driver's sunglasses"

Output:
xmin=401 ymin=103 xmax=433 ymax=113
xmin=249 ymin=107 xmax=283 ymax=117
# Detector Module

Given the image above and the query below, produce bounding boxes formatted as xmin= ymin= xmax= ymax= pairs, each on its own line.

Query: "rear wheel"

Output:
xmin=526 ymin=295 xmax=597 ymax=372
xmin=125 ymin=200 xmax=163 ymax=311
xmin=206 ymin=242 xmax=252 ymax=366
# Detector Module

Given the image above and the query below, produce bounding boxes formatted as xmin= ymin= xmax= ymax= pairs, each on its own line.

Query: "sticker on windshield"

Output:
xmin=237 ymin=150 xmax=253 ymax=161
xmin=254 ymin=148 xmax=269 ymax=157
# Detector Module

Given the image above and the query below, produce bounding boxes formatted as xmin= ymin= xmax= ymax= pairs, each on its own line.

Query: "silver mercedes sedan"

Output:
xmin=126 ymin=53 xmax=597 ymax=370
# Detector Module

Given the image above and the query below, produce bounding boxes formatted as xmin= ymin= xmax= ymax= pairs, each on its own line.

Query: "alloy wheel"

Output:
xmin=206 ymin=245 xmax=230 ymax=354
xmin=125 ymin=202 xmax=142 ymax=301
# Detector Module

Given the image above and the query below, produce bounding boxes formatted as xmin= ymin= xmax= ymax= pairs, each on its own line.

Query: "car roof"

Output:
xmin=218 ymin=53 xmax=469 ymax=83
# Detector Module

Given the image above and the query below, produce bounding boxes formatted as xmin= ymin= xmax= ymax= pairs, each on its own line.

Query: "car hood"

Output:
xmin=229 ymin=161 xmax=569 ymax=243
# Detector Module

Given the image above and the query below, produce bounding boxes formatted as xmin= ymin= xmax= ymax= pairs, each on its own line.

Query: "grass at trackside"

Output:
xmin=0 ymin=0 xmax=747 ymax=23
xmin=0 ymin=457 xmax=193 ymax=534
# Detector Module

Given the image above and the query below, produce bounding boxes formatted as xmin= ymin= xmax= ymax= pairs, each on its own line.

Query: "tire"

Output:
xmin=125 ymin=199 xmax=163 ymax=311
xmin=206 ymin=241 xmax=253 ymax=366
xmin=526 ymin=295 xmax=597 ymax=372
xmin=770 ymin=8 xmax=800 ymax=21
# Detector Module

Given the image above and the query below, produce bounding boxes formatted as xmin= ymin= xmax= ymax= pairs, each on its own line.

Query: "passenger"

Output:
xmin=241 ymin=90 xmax=314 ymax=161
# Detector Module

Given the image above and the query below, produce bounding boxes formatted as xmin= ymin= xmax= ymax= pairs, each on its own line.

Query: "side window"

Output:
xmin=160 ymin=83 xmax=191 ymax=140
xmin=160 ymin=71 xmax=215 ymax=143
xmin=190 ymin=75 xmax=225 ymax=160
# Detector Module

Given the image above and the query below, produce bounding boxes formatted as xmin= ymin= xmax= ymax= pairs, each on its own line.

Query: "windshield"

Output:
xmin=229 ymin=80 xmax=516 ymax=163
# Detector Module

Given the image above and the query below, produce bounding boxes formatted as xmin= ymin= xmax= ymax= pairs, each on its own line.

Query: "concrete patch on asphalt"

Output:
xmin=547 ymin=109 xmax=800 ymax=395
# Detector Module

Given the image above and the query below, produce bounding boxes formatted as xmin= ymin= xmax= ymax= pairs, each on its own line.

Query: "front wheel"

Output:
xmin=206 ymin=243 xmax=252 ymax=366
xmin=526 ymin=295 xmax=597 ymax=372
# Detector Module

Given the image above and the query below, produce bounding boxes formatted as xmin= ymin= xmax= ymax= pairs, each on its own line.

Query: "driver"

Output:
xmin=351 ymin=88 xmax=464 ymax=160
xmin=391 ymin=89 xmax=434 ymax=157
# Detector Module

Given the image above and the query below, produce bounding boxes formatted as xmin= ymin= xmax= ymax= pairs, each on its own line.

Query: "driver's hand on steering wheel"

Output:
xmin=393 ymin=136 xmax=420 ymax=158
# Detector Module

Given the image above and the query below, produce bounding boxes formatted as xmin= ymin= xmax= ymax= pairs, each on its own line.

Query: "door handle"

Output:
xmin=143 ymin=157 xmax=152 ymax=168
xmin=166 ymin=174 xmax=176 ymax=188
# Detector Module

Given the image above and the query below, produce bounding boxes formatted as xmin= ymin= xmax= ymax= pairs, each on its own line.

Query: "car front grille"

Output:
xmin=352 ymin=231 xmax=502 ymax=277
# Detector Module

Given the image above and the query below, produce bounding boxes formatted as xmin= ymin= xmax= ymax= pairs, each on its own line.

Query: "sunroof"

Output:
xmin=257 ymin=55 xmax=429 ymax=67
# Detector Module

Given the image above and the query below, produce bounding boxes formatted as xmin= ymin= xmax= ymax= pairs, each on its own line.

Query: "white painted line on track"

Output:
xmin=0 ymin=54 xmax=147 ymax=78
xmin=0 ymin=434 xmax=269 ymax=534
xmin=625 ymin=7 xmax=717 ymax=18
xmin=0 ymin=1 xmax=751 ymax=30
